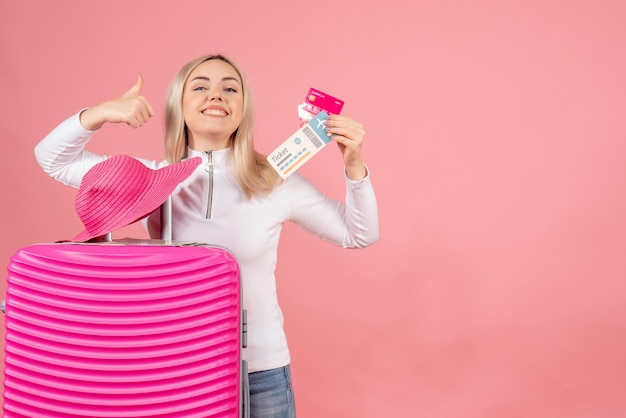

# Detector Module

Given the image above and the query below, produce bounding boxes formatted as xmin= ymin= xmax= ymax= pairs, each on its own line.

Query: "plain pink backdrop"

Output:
xmin=2 ymin=1 xmax=626 ymax=417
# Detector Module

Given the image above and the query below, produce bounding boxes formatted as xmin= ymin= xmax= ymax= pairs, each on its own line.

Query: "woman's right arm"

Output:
xmin=34 ymin=75 xmax=155 ymax=188
xmin=34 ymin=112 xmax=108 ymax=188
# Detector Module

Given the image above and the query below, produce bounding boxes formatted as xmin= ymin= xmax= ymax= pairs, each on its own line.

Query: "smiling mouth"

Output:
xmin=202 ymin=108 xmax=228 ymax=117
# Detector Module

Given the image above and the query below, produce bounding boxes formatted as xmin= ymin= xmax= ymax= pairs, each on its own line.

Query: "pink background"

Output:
xmin=1 ymin=0 xmax=626 ymax=416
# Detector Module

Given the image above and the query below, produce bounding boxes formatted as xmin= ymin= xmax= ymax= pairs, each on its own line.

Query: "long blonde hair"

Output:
xmin=164 ymin=54 xmax=280 ymax=199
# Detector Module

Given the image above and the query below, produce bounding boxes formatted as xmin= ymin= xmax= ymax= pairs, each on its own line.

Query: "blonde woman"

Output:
xmin=35 ymin=54 xmax=379 ymax=417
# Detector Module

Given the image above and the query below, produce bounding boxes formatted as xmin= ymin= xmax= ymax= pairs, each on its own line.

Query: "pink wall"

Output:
xmin=2 ymin=0 xmax=626 ymax=416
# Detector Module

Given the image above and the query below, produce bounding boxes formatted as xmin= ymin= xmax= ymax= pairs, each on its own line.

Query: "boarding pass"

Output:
xmin=267 ymin=111 xmax=333 ymax=179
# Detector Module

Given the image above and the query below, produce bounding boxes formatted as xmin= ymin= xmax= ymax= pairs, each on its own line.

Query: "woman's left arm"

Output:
xmin=286 ymin=115 xmax=379 ymax=248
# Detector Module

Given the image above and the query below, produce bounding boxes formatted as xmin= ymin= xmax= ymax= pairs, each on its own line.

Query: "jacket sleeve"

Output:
xmin=34 ymin=111 xmax=110 ymax=188
xmin=285 ymin=169 xmax=380 ymax=248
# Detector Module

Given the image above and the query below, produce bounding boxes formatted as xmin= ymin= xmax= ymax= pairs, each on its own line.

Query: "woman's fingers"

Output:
xmin=111 ymin=75 xmax=154 ymax=128
xmin=326 ymin=115 xmax=365 ymax=142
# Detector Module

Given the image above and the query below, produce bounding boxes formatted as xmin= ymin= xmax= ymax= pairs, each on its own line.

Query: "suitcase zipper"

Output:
xmin=204 ymin=150 xmax=213 ymax=219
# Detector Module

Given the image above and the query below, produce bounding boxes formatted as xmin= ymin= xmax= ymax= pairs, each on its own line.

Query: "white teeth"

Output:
xmin=203 ymin=109 xmax=227 ymax=116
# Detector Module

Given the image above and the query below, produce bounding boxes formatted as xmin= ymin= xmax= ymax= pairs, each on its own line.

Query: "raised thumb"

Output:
xmin=124 ymin=74 xmax=144 ymax=96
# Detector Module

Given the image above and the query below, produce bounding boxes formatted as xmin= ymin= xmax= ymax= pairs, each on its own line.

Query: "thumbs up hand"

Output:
xmin=79 ymin=75 xmax=156 ymax=131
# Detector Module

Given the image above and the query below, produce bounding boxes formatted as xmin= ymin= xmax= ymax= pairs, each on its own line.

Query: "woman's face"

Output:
xmin=182 ymin=59 xmax=244 ymax=150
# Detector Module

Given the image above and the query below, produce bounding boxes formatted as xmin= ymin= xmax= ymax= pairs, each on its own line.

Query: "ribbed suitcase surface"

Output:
xmin=3 ymin=243 xmax=243 ymax=417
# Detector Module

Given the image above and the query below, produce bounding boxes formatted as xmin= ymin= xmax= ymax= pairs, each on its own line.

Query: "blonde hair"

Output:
xmin=164 ymin=54 xmax=280 ymax=199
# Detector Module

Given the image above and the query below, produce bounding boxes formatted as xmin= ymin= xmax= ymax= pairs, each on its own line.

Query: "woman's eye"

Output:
xmin=193 ymin=86 xmax=207 ymax=91
xmin=224 ymin=87 xmax=238 ymax=93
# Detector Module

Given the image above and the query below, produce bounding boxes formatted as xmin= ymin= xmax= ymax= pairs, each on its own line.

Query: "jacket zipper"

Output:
xmin=204 ymin=150 xmax=213 ymax=219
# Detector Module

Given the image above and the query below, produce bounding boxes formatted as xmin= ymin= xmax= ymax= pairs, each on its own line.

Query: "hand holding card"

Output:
xmin=268 ymin=88 xmax=344 ymax=179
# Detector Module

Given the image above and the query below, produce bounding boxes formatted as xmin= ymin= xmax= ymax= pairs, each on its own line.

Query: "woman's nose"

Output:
xmin=209 ymin=88 xmax=222 ymax=101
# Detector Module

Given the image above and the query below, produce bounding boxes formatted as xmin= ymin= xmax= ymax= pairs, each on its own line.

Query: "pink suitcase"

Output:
xmin=3 ymin=240 xmax=249 ymax=417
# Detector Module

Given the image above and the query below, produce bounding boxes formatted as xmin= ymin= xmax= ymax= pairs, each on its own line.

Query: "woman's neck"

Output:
xmin=188 ymin=135 xmax=230 ymax=152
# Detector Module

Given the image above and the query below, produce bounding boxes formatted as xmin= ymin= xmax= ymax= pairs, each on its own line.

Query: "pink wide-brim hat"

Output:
xmin=72 ymin=155 xmax=201 ymax=242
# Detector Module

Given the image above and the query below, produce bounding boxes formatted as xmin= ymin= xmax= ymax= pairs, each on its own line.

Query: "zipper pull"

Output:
xmin=204 ymin=150 xmax=214 ymax=173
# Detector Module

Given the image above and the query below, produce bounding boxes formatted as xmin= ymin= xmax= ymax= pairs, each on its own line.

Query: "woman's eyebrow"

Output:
xmin=222 ymin=76 xmax=241 ymax=84
xmin=190 ymin=76 xmax=241 ymax=84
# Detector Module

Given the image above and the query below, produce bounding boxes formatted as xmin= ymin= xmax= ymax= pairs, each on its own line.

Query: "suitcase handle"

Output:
xmin=160 ymin=196 xmax=173 ymax=243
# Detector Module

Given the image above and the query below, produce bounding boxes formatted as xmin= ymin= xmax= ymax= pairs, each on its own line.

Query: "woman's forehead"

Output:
xmin=188 ymin=59 xmax=241 ymax=83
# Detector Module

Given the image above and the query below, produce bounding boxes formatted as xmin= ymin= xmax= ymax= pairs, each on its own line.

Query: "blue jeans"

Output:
xmin=248 ymin=365 xmax=296 ymax=418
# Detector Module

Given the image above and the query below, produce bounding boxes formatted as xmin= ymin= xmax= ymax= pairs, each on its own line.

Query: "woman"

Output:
xmin=35 ymin=54 xmax=379 ymax=417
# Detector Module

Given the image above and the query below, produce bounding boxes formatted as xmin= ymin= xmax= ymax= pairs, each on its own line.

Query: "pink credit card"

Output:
xmin=298 ymin=87 xmax=344 ymax=121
